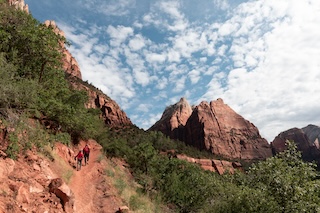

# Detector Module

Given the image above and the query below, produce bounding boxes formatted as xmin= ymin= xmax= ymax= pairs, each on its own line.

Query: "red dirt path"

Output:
xmin=68 ymin=140 xmax=124 ymax=213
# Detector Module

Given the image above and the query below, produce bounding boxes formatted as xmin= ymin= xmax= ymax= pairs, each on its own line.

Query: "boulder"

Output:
xmin=49 ymin=178 xmax=74 ymax=212
xmin=0 ymin=158 xmax=15 ymax=179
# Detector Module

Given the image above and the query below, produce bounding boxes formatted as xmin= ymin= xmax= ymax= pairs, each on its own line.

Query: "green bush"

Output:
xmin=6 ymin=133 xmax=19 ymax=160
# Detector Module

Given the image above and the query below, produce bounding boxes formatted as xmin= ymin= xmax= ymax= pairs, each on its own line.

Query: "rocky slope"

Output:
xmin=271 ymin=124 xmax=320 ymax=165
xmin=150 ymin=98 xmax=272 ymax=161
xmin=0 ymin=127 xmax=129 ymax=213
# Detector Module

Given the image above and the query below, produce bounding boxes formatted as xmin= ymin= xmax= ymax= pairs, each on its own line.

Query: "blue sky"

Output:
xmin=25 ymin=0 xmax=320 ymax=142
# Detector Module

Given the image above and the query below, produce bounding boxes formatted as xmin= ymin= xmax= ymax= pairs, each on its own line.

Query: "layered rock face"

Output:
xmin=150 ymin=98 xmax=272 ymax=161
xmin=271 ymin=125 xmax=320 ymax=164
xmin=176 ymin=154 xmax=242 ymax=175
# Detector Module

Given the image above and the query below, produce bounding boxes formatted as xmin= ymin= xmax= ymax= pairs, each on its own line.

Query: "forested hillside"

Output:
xmin=1 ymin=1 xmax=320 ymax=212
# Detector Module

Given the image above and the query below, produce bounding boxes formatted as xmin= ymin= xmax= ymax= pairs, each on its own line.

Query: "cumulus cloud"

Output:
xmin=82 ymin=0 xmax=135 ymax=16
xmin=106 ymin=25 xmax=134 ymax=46
xmin=128 ymin=34 xmax=147 ymax=51
xmin=142 ymin=0 xmax=188 ymax=32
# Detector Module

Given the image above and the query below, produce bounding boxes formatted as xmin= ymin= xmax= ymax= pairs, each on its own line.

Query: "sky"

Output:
xmin=24 ymin=0 xmax=320 ymax=142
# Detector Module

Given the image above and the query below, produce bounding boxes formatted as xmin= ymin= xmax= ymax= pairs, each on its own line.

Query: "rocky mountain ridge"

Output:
xmin=271 ymin=124 xmax=320 ymax=165
xmin=150 ymin=98 xmax=272 ymax=161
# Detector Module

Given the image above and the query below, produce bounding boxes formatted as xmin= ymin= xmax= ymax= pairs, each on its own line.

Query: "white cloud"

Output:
xmin=142 ymin=0 xmax=188 ymax=32
xmin=156 ymin=76 xmax=168 ymax=90
xmin=137 ymin=104 xmax=151 ymax=113
xmin=106 ymin=25 xmax=134 ymax=46
xmin=128 ymin=34 xmax=147 ymax=51
xmin=188 ymin=69 xmax=201 ymax=84
xmin=145 ymin=52 xmax=167 ymax=63
xmin=132 ymin=68 xmax=150 ymax=86
xmin=82 ymin=0 xmax=135 ymax=16
xmin=213 ymin=0 xmax=229 ymax=10
xmin=172 ymin=76 xmax=186 ymax=93
xmin=166 ymin=49 xmax=181 ymax=62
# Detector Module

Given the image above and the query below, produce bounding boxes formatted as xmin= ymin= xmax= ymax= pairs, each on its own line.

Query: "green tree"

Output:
xmin=245 ymin=140 xmax=320 ymax=213
xmin=0 ymin=4 xmax=65 ymax=82
xmin=128 ymin=142 xmax=158 ymax=175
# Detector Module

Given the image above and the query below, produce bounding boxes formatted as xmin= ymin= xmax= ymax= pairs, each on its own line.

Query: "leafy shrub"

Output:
xmin=6 ymin=133 xmax=19 ymax=160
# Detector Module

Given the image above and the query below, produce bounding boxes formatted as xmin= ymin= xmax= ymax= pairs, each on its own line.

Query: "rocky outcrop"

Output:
xmin=0 ymin=150 xmax=67 ymax=212
xmin=174 ymin=154 xmax=242 ymax=174
xmin=49 ymin=178 xmax=74 ymax=212
xmin=68 ymin=77 xmax=132 ymax=127
xmin=271 ymin=125 xmax=320 ymax=165
xmin=150 ymin=98 xmax=272 ymax=161
xmin=44 ymin=20 xmax=82 ymax=79
xmin=8 ymin=0 xmax=29 ymax=13
xmin=149 ymin=97 xmax=192 ymax=140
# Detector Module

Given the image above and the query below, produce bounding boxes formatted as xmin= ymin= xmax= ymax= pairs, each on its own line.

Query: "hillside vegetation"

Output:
xmin=1 ymin=2 xmax=320 ymax=212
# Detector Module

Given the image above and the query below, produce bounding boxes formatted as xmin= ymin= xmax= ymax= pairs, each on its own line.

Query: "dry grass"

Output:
xmin=103 ymin=158 xmax=164 ymax=213
xmin=44 ymin=145 xmax=74 ymax=184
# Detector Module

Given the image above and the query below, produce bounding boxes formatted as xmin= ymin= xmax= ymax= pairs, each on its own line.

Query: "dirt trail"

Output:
xmin=68 ymin=140 xmax=122 ymax=213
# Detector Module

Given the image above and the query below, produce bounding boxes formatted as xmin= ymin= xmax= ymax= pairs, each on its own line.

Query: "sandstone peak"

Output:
xmin=149 ymin=97 xmax=192 ymax=140
xmin=150 ymin=97 xmax=272 ymax=161
xmin=157 ymin=97 xmax=192 ymax=126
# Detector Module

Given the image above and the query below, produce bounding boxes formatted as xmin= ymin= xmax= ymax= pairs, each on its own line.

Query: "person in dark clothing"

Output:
xmin=83 ymin=144 xmax=90 ymax=165
xmin=74 ymin=150 xmax=83 ymax=171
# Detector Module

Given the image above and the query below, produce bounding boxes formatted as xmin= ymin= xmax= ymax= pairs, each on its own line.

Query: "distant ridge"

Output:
xmin=271 ymin=124 xmax=320 ymax=166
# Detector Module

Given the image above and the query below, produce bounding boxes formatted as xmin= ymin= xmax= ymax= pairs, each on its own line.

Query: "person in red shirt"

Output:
xmin=83 ymin=144 xmax=90 ymax=165
xmin=74 ymin=150 xmax=83 ymax=171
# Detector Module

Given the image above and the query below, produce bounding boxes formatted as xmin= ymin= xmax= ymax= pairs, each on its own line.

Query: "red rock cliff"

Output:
xmin=271 ymin=125 xmax=320 ymax=165
xmin=150 ymin=98 xmax=272 ymax=161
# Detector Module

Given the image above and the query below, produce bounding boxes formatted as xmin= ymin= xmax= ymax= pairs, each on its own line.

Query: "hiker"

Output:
xmin=74 ymin=150 xmax=83 ymax=171
xmin=83 ymin=144 xmax=90 ymax=165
